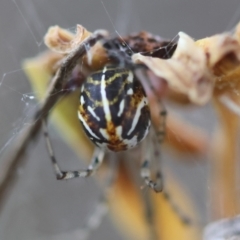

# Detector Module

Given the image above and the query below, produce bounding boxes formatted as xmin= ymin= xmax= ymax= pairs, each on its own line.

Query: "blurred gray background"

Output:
xmin=0 ymin=0 xmax=239 ymax=239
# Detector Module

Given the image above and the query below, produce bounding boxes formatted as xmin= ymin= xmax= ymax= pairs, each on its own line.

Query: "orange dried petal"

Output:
xmin=133 ymin=32 xmax=213 ymax=105
xmin=44 ymin=24 xmax=92 ymax=54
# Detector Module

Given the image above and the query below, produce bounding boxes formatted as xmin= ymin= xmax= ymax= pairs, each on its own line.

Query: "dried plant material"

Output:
xmin=196 ymin=34 xmax=240 ymax=77
xmin=210 ymin=65 xmax=240 ymax=219
xmin=148 ymin=28 xmax=240 ymax=107
xmin=194 ymin=24 xmax=240 ymax=220
xmin=166 ymin=90 xmax=192 ymax=105
xmin=44 ymin=25 xmax=91 ymax=54
xmin=133 ymin=32 xmax=213 ymax=105
xmin=211 ymin=98 xmax=240 ymax=219
xmin=44 ymin=25 xmax=109 ymax=71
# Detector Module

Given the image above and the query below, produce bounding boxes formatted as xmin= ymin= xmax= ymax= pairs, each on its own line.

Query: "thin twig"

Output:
xmin=0 ymin=30 xmax=107 ymax=213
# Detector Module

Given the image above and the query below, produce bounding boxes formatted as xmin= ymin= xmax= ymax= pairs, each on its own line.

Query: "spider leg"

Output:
xmin=150 ymin=111 xmax=194 ymax=225
xmin=150 ymin=97 xmax=194 ymax=225
xmin=140 ymin=127 xmax=166 ymax=195
xmin=155 ymin=101 xmax=167 ymax=144
xmin=152 ymin=121 xmax=194 ymax=226
xmin=134 ymin=67 xmax=165 ymax=192
xmin=42 ymin=119 xmax=105 ymax=180
xmin=135 ymin=67 xmax=194 ymax=225
xmin=141 ymin=98 xmax=166 ymax=193
xmin=140 ymin=162 xmax=163 ymax=192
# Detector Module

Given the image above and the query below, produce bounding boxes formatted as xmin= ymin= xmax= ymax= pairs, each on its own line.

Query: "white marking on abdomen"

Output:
xmin=127 ymin=88 xmax=133 ymax=95
xmin=99 ymin=128 xmax=109 ymax=140
xmin=117 ymin=99 xmax=125 ymax=117
xmin=80 ymin=96 xmax=85 ymax=104
xmin=78 ymin=112 xmax=100 ymax=139
xmin=127 ymin=71 xmax=133 ymax=82
xmin=103 ymin=67 xmax=107 ymax=73
xmin=101 ymin=67 xmax=111 ymax=121
xmin=87 ymin=106 xmax=100 ymax=121
xmin=81 ymin=85 xmax=84 ymax=93
xmin=116 ymin=126 xmax=123 ymax=139
xmin=127 ymin=97 xmax=146 ymax=136
xmin=123 ymin=135 xmax=138 ymax=148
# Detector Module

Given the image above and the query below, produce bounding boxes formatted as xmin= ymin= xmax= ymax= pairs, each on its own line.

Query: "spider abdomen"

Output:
xmin=78 ymin=66 xmax=151 ymax=152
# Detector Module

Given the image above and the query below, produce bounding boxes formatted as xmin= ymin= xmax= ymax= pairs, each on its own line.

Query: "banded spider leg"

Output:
xmin=43 ymin=119 xmax=105 ymax=179
xmin=135 ymin=67 xmax=193 ymax=225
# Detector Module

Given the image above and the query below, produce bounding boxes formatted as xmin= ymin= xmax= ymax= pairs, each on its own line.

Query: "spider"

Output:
xmin=43 ymin=30 xmax=177 ymax=191
xmin=41 ymin=28 xmax=191 ymax=238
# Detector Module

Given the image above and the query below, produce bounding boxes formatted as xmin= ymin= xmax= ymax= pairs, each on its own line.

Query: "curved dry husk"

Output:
xmin=200 ymin=24 xmax=240 ymax=220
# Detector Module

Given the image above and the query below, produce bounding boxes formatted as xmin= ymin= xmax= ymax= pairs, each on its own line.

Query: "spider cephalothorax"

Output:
xmin=102 ymin=31 xmax=177 ymax=63
xmin=78 ymin=65 xmax=151 ymax=151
